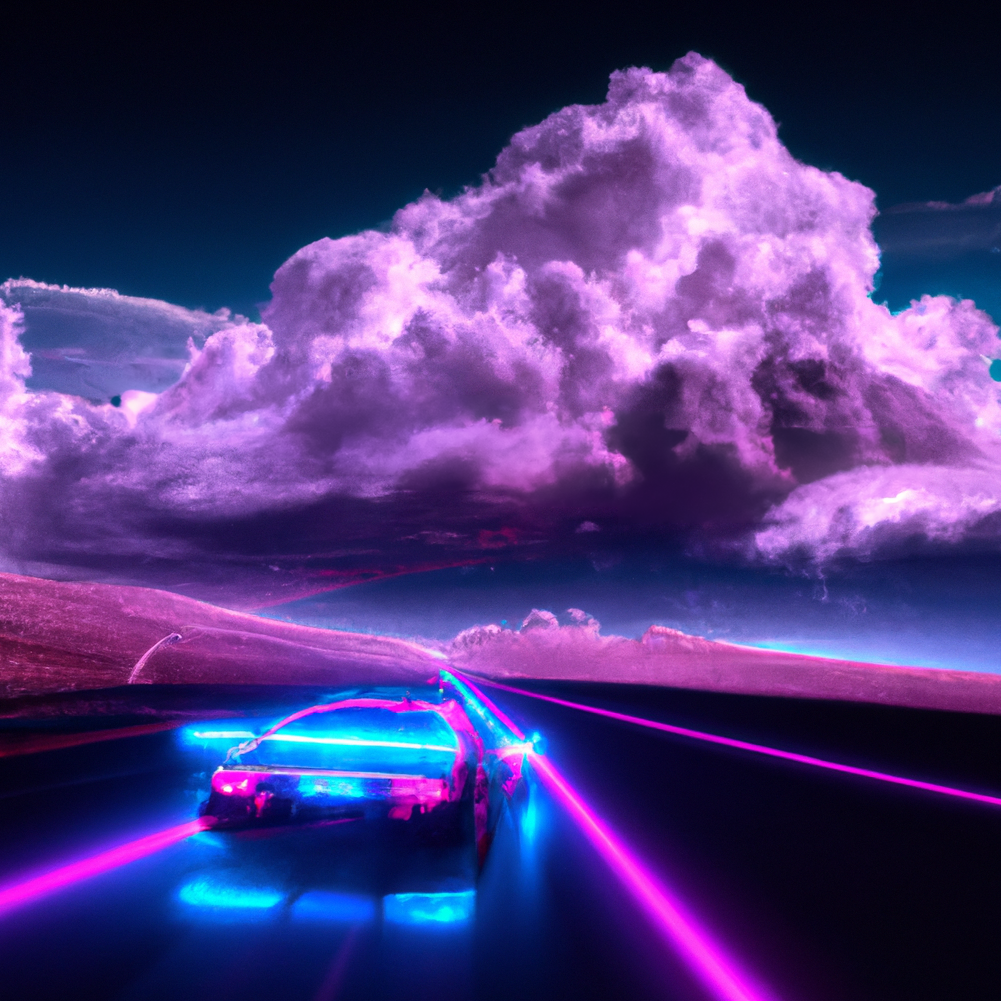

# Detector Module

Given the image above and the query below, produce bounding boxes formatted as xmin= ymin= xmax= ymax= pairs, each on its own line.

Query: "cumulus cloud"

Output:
xmin=2 ymin=52 xmax=1001 ymax=603
xmin=755 ymin=465 xmax=1001 ymax=563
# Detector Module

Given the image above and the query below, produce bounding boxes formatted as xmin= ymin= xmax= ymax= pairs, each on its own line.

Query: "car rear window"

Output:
xmin=235 ymin=705 xmax=461 ymax=775
xmin=277 ymin=707 xmax=457 ymax=747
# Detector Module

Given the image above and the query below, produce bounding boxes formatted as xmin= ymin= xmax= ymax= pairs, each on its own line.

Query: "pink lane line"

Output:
xmin=0 ymin=817 xmax=211 ymax=916
xmin=472 ymin=676 xmax=1001 ymax=809
xmin=530 ymin=751 xmax=777 ymax=1001
xmin=0 ymin=720 xmax=185 ymax=759
xmin=313 ymin=924 xmax=362 ymax=1001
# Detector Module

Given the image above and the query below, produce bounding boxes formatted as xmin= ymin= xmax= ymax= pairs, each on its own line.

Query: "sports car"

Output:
xmin=200 ymin=671 xmax=529 ymax=860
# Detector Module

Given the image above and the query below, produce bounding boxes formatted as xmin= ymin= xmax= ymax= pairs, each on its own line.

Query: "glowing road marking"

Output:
xmin=314 ymin=924 xmax=362 ymax=1001
xmin=0 ymin=818 xmax=210 ymax=916
xmin=530 ymin=752 xmax=775 ymax=1001
xmin=472 ymin=677 xmax=1001 ymax=809
xmin=446 ymin=669 xmax=777 ymax=1001
xmin=1 ymin=721 xmax=186 ymax=758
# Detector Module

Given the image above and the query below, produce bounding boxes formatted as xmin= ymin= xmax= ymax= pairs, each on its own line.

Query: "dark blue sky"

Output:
xmin=3 ymin=2 xmax=1000 ymax=316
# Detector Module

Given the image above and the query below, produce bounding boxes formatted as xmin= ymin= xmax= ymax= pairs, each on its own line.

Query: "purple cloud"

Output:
xmin=1 ymin=52 xmax=1000 ymax=604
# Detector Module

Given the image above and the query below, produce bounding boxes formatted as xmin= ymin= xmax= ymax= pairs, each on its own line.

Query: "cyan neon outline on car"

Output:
xmin=200 ymin=678 xmax=531 ymax=860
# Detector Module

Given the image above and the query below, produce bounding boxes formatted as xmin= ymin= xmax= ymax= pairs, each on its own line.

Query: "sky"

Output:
xmin=4 ymin=3 xmax=1001 ymax=316
xmin=2 ymin=3 xmax=1001 ymax=670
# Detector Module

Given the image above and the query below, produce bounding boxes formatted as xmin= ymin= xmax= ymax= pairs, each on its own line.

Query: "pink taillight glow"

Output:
xmin=213 ymin=771 xmax=255 ymax=794
xmin=529 ymin=752 xmax=775 ymax=1001
xmin=0 ymin=818 xmax=210 ymax=917
xmin=472 ymin=678 xmax=1001 ymax=809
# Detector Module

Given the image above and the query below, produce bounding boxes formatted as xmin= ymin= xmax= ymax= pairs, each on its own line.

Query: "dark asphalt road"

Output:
xmin=0 ymin=682 xmax=998 ymax=1001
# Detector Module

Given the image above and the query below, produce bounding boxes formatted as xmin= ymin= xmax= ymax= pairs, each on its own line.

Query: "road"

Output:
xmin=0 ymin=681 xmax=998 ymax=1001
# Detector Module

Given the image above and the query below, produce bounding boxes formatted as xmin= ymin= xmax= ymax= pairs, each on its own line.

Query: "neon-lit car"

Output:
xmin=200 ymin=674 xmax=528 ymax=860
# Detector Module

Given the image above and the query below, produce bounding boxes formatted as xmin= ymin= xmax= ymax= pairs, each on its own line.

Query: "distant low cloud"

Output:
xmin=1 ymin=52 xmax=1000 ymax=605
xmin=876 ymin=186 xmax=1001 ymax=258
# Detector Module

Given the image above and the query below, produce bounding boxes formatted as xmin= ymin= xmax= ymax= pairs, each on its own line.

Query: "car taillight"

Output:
xmin=212 ymin=770 xmax=264 ymax=795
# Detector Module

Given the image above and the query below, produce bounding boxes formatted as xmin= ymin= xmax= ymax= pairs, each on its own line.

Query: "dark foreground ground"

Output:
xmin=0 ymin=682 xmax=998 ymax=1001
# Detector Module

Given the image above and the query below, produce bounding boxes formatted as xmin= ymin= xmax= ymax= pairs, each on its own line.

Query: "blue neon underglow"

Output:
xmin=188 ymin=831 xmax=227 ymax=849
xmin=383 ymin=890 xmax=475 ymax=925
xmin=178 ymin=879 xmax=284 ymax=910
xmin=520 ymin=790 xmax=539 ymax=843
xmin=292 ymin=891 xmax=376 ymax=923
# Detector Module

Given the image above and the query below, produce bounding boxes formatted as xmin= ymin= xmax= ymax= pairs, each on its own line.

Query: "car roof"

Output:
xmin=225 ymin=694 xmax=476 ymax=762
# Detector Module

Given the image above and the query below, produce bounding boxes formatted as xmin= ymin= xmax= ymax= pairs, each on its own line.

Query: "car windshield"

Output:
xmin=235 ymin=705 xmax=460 ymax=776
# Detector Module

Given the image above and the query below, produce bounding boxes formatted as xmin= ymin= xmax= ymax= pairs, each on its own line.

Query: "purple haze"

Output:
xmin=1 ymin=53 xmax=1000 ymax=602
